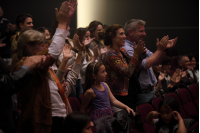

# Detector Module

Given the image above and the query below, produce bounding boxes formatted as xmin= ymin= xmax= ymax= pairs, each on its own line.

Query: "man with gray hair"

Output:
xmin=123 ymin=19 xmax=178 ymax=105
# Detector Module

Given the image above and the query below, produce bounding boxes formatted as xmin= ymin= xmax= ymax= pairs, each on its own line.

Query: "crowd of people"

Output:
xmin=0 ymin=0 xmax=198 ymax=133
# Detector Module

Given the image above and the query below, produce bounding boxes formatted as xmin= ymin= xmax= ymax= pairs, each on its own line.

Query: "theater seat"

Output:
xmin=187 ymin=84 xmax=199 ymax=110
xmin=164 ymin=93 xmax=188 ymax=119
xmin=136 ymin=103 xmax=155 ymax=133
xmin=68 ymin=97 xmax=81 ymax=111
xmin=152 ymin=97 xmax=163 ymax=112
xmin=176 ymin=88 xmax=198 ymax=117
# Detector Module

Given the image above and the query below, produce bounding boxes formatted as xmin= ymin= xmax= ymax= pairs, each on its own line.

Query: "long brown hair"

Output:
xmin=75 ymin=28 xmax=93 ymax=62
xmin=11 ymin=29 xmax=45 ymax=72
xmin=84 ymin=62 xmax=103 ymax=93
xmin=98 ymin=24 xmax=123 ymax=46
xmin=88 ymin=20 xmax=103 ymax=38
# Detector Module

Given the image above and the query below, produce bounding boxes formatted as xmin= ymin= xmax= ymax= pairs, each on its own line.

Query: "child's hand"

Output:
xmin=125 ymin=106 xmax=136 ymax=116
xmin=150 ymin=111 xmax=160 ymax=119
xmin=173 ymin=111 xmax=182 ymax=121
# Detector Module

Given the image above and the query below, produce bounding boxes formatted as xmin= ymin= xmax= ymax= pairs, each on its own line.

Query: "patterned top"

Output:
xmin=102 ymin=48 xmax=141 ymax=96
xmin=90 ymin=82 xmax=114 ymax=121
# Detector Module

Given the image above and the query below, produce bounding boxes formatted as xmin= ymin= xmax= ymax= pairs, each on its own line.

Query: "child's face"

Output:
xmin=95 ymin=65 xmax=107 ymax=82
xmin=160 ymin=105 xmax=173 ymax=124
xmin=82 ymin=121 xmax=93 ymax=133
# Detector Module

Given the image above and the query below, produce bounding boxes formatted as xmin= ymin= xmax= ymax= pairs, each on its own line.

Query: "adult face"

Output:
xmin=180 ymin=56 xmax=191 ymax=70
xmin=153 ymin=64 xmax=162 ymax=74
xmin=20 ymin=17 xmax=33 ymax=31
xmin=93 ymin=24 xmax=103 ymax=40
xmin=129 ymin=24 xmax=146 ymax=43
xmin=161 ymin=64 xmax=171 ymax=74
xmin=160 ymin=105 xmax=173 ymax=124
xmin=44 ymin=29 xmax=50 ymax=40
xmin=191 ymin=57 xmax=196 ymax=69
xmin=82 ymin=31 xmax=90 ymax=43
xmin=82 ymin=121 xmax=93 ymax=133
xmin=112 ymin=28 xmax=126 ymax=48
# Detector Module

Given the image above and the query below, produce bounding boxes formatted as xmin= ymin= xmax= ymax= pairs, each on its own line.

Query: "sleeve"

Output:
xmin=65 ymin=62 xmax=81 ymax=96
xmin=141 ymin=48 xmax=154 ymax=68
xmin=56 ymin=69 xmax=65 ymax=83
xmin=154 ymin=118 xmax=159 ymax=126
xmin=107 ymin=53 xmax=138 ymax=78
xmin=0 ymin=65 xmax=31 ymax=95
xmin=48 ymin=28 xmax=68 ymax=59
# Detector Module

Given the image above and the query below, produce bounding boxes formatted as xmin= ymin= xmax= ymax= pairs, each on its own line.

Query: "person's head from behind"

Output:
xmin=161 ymin=56 xmax=172 ymax=74
xmin=62 ymin=112 xmax=92 ymax=133
xmin=75 ymin=28 xmax=90 ymax=44
xmin=178 ymin=55 xmax=190 ymax=70
xmin=124 ymin=19 xmax=146 ymax=43
xmin=84 ymin=62 xmax=106 ymax=92
xmin=159 ymin=97 xmax=179 ymax=124
xmin=188 ymin=54 xmax=197 ymax=69
xmin=11 ymin=29 xmax=45 ymax=71
xmin=88 ymin=20 xmax=103 ymax=41
xmin=37 ymin=27 xmax=50 ymax=40
xmin=99 ymin=24 xmax=126 ymax=48
xmin=16 ymin=13 xmax=33 ymax=31
xmin=0 ymin=6 xmax=3 ymax=21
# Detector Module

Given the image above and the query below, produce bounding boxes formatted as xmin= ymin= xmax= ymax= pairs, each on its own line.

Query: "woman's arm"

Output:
xmin=173 ymin=111 xmax=187 ymax=133
xmin=80 ymin=89 xmax=95 ymax=113
xmin=105 ymin=83 xmax=135 ymax=115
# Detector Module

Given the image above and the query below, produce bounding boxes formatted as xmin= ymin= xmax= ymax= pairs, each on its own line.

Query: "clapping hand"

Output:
xmin=133 ymin=40 xmax=146 ymax=56
xmin=100 ymin=45 xmax=110 ymax=55
xmin=55 ymin=0 xmax=77 ymax=24
xmin=84 ymin=37 xmax=95 ymax=46
xmin=166 ymin=37 xmax=178 ymax=49
xmin=156 ymin=35 xmax=169 ymax=51
xmin=158 ymin=71 xmax=167 ymax=82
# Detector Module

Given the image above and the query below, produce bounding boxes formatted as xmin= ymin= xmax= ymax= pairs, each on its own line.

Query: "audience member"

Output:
xmin=0 ymin=6 xmax=16 ymax=66
xmin=0 ymin=55 xmax=48 ymax=133
xmin=37 ymin=27 xmax=50 ymax=40
xmin=62 ymin=112 xmax=93 ymax=133
xmin=11 ymin=13 xmax=33 ymax=56
xmin=88 ymin=20 xmax=104 ymax=51
xmin=188 ymin=54 xmax=199 ymax=84
xmin=123 ymin=19 xmax=177 ymax=105
xmin=146 ymin=97 xmax=187 ymax=133
xmin=101 ymin=24 xmax=145 ymax=111
xmin=11 ymin=1 xmax=78 ymax=132
xmin=80 ymin=62 xmax=135 ymax=121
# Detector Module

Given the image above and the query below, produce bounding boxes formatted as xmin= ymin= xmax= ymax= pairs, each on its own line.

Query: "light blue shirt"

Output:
xmin=122 ymin=39 xmax=157 ymax=90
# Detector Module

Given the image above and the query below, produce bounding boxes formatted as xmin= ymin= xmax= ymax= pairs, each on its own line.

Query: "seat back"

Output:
xmin=152 ymin=97 xmax=163 ymax=112
xmin=164 ymin=93 xmax=188 ymax=119
xmin=188 ymin=84 xmax=199 ymax=110
xmin=176 ymin=88 xmax=198 ymax=117
xmin=136 ymin=103 xmax=154 ymax=123
xmin=68 ymin=97 xmax=81 ymax=111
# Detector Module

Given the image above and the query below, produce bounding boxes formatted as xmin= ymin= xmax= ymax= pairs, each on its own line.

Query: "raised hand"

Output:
xmin=63 ymin=44 xmax=74 ymax=61
xmin=23 ymin=55 xmax=47 ymax=70
xmin=100 ymin=45 xmax=110 ymax=55
xmin=150 ymin=111 xmax=160 ymax=119
xmin=133 ymin=40 xmax=146 ymax=56
xmin=6 ymin=23 xmax=16 ymax=33
xmin=55 ymin=0 xmax=77 ymax=24
xmin=156 ymin=35 xmax=169 ymax=51
xmin=166 ymin=37 xmax=178 ymax=49
xmin=173 ymin=111 xmax=182 ymax=121
xmin=73 ymin=34 xmax=81 ymax=50
xmin=158 ymin=71 xmax=167 ymax=81
xmin=84 ymin=37 xmax=95 ymax=46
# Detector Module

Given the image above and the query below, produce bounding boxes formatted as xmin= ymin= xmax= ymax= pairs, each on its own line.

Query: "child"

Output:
xmin=146 ymin=97 xmax=187 ymax=133
xmin=80 ymin=62 xmax=135 ymax=122
xmin=62 ymin=112 xmax=93 ymax=133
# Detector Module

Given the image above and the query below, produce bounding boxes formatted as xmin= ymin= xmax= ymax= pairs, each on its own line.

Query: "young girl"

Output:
xmin=80 ymin=62 xmax=135 ymax=122
xmin=62 ymin=112 xmax=93 ymax=133
xmin=146 ymin=97 xmax=187 ymax=133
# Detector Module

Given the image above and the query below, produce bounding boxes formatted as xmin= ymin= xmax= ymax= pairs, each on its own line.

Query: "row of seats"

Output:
xmin=136 ymin=84 xmax=199 ymax=133
xmin=68 ymin=84 xmax=199 ymax=133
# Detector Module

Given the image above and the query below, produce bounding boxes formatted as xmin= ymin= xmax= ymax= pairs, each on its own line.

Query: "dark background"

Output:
xmin=0 ymin=0 xmax=199 ymax=56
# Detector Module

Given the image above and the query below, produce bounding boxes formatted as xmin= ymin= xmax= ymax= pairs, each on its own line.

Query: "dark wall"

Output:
xmin=0 ymin=0 xmax=77 ymax=38
xmin=1 ymin=0 xmax=198 ymax=56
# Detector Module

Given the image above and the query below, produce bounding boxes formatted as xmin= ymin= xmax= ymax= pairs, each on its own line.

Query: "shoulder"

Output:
xmin=1 ymin=18 xmax=9 ymax=23
xmin=85 ymin=88 xmax=95 ymax=95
